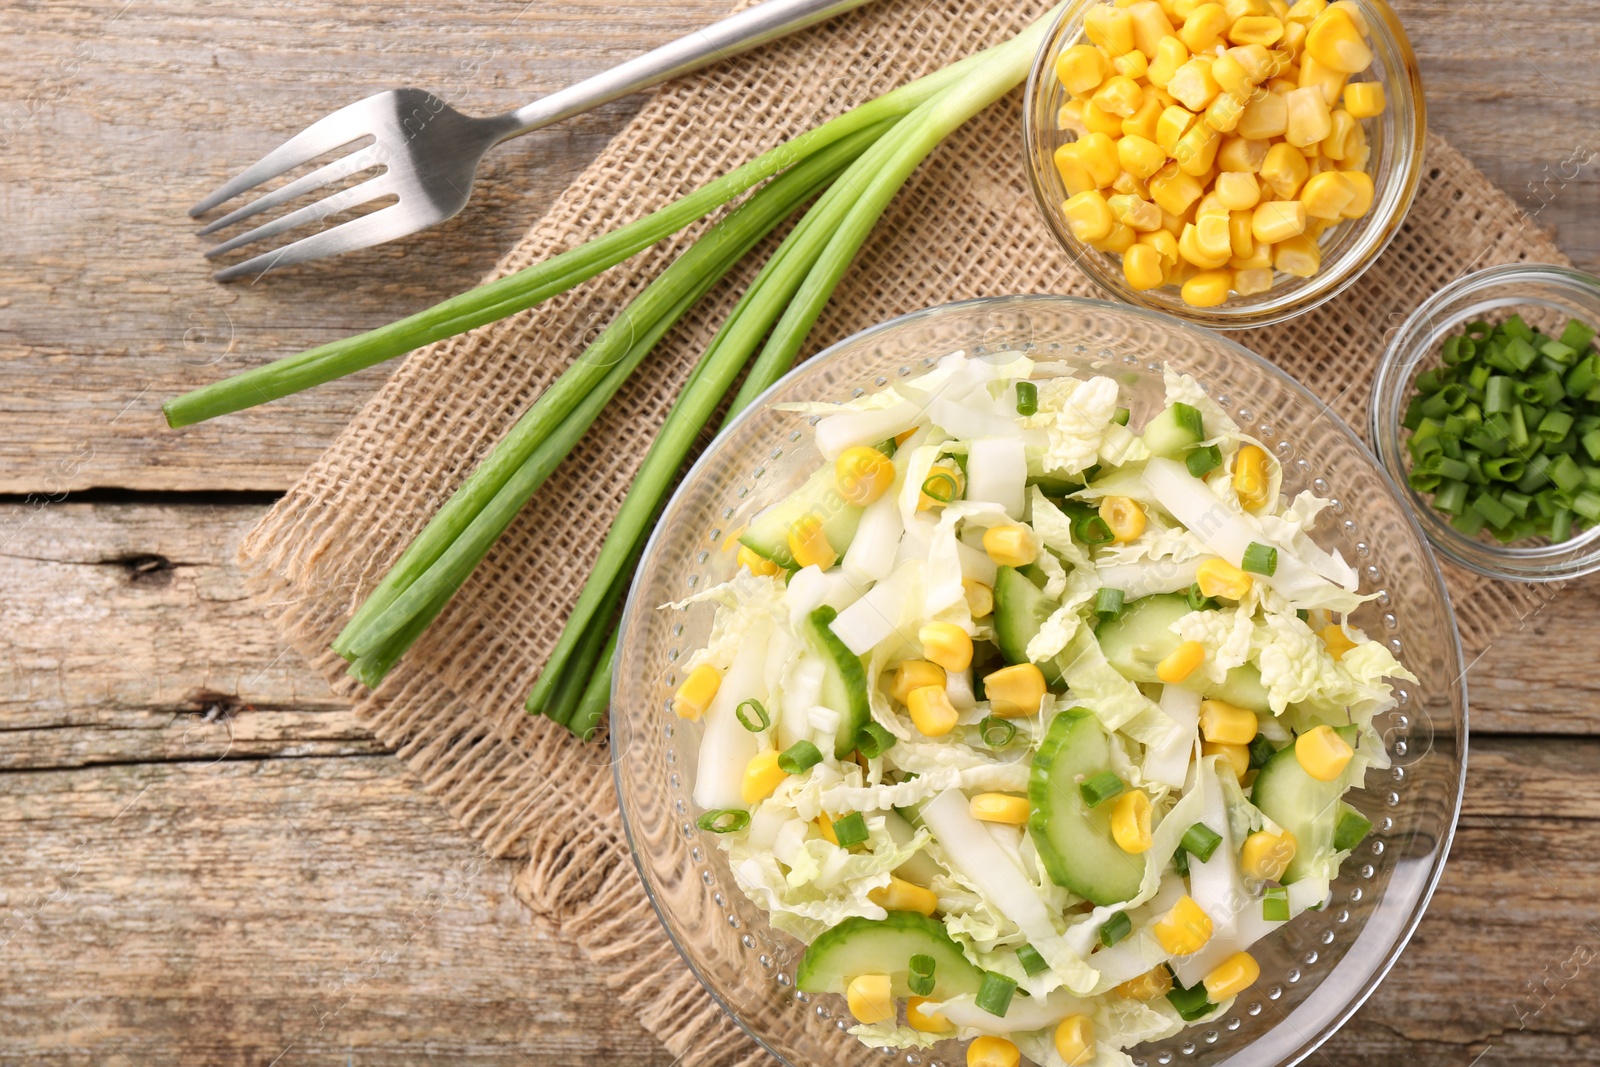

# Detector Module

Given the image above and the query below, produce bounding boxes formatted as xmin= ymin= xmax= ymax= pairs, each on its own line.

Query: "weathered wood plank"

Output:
xmin=0 ymin=0 xmax=1595 ymax=493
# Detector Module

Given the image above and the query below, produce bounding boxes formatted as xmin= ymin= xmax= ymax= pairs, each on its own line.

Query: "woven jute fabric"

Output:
xmin=237 ymin=0 xmax=1569 ymax=1061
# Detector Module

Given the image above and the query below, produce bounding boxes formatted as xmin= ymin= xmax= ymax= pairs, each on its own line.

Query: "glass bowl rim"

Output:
xmin=1368 ymin=261 xmax=1600 ymax=582
xmin=612 ymin=292 xmax=1469 ymax=1067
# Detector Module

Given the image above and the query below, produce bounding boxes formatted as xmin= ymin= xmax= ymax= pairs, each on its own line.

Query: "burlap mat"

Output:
xmin=237 ymin=0 xmax=1569 ymax=1061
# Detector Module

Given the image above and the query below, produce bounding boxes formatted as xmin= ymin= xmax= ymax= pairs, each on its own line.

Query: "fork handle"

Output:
xmin=502 ymin=0 xmax=879 ymax=138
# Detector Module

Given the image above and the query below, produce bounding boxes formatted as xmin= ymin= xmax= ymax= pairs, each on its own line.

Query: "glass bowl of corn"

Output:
xmin=1023 ymin=0 xmax=1425 ymax=328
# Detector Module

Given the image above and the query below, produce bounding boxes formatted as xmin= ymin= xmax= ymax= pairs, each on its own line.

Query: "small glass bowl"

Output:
xmin=1370 ymin=262 xmax=1600 ymax=582
xmin=1022 ymin=0 xmax=1426 ymax=329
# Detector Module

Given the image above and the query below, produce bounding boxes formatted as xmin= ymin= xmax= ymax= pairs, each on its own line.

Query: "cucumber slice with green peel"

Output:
xmin=1250 ymin=725 xmax=1359 ymax=884
xmin=799 ymin=606 xmax=870 ymax=759
xmin=1142 ymin=402 xmax=1206 ymax=458
xmin=795 ymin=912 xmax=984 ymax=998
xmin=1332 ymin=803 xmax=1373 ymax=852
xmin=739 ymin=465 xmax=863 ymax=569
xmin=1094 ymin=593 xmax=1272 ymax=712
xmin=993 ymin=566 xmax=1065 ymax=685
xmin=1028 ymin=707 xmax=1146 ymax=905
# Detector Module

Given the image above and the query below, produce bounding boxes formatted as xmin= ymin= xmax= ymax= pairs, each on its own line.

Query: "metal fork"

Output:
xmin=191 ymin=0 xmax=876 ymax=282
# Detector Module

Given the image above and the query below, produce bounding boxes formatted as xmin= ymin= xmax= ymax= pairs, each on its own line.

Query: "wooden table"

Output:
xmin=2 ymin=1 xmax=1596 ymax=1063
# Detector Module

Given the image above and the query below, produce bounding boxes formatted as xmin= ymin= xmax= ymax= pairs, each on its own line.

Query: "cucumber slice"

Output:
xmin=799 ymin=606 xmax=870 ymax=759
xmin=1332 ymin=803 xmax=1373 ymax=852
xmin=992 ymin=566 xmax=1065 ymax=685
xmin=1250 ymin=726 xmax=1359 ymax=884
xmin=1094 ymin=594 xmax=1272 ymax=712
xmin=739 ymin=465 xmax=864 ymax=569
xmin=1028 ymin=708 xmax=1146 ymax=905
xmin=795 ymin=912 xmax=984 ymax=998
xmin=1141 ymin=402 xmax=1205 ymax=458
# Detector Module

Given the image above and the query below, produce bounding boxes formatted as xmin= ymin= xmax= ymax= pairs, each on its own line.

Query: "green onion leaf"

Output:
xmin=1094 ymin=587 xmax=1126 ymax=618
xmin=1332 ymin=807 xmax=1373 ymax=852
xmin=736 ymin=698 xmax=770 ymax=732
xmin=979 ymin=715 xmax=1017 ymax=747
xmin=1262 ymin=886 xmax=1289 ymax=922
xmin=778 ymin=740 xmax=824 ymax=775
xmin=1240 ymin=542 xmax=1277 ymax=575
xmin=697 ymin=809 xmax=750 ymax=834
xmin=921 ymin=471 xmax=959 ymax=504
xmin=1113 ymin=405 xmax=1131 ymax=426
xmin=1166 ymin=977 xmax=1215 ymax=1021
xmin=908 ymin=954 xmax=937 ymax=997
xmin=975 ymin=971 xmax=1017 ymax=1017
xmin=1187 ymin=582 xmax=1219 ymax=611
xmin=1186 ymin=444 xmax=1223 ymax=478
xmin=1079 ymin=771 xmax=1125 ymax=807
xmin=856 ymin=722 xmax=898 ymax=759
xmin=1015 ymin=380 xmax=1039 ymax=416
xmin=1099 ymin=911 xmax=1133 ymax=948
xmin=831 ymin=811 xmax=869 ymax=847
xmin=1247 ymin=734 xmax=1277 ymax=769
xmin=1017 ymin=944 xmax=1051 ymax=976
xmin=1173 ymin=846 xmax=1190 ymax=877
xmin=1180 ymin=822 xmax=1224 ymax=863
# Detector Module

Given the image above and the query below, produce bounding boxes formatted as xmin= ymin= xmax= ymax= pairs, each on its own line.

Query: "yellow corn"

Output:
xmin=1117 ymin=134 xmax=1168 ymax=180
xmin=1205 ymin=739 xmax=1252 ymax=778
xmin=1093 ymin=74 xmax=1146 ymax=118
xmin=1116 ymin=966 xmax=1174 ymax=1000
xmin=673 ymin=663 xmax=722 ymax=720
xmin=919 ymin=461 xmax=965 ymax=510
xmin=1054 ymin=143 xmax=1099 ymax=197
xmin=1228 ymin=209 xmax=1256 ymax=257
xmin=1148 ymin=34 xmax=1190 ymax=87
xmin=1113 ymin=48 xmax=1150 ymax=79
xmin=907 ymin=685 xmax=960 ymax=738
xmin=1182 ymin=269 xmax=1234 ymax=307
xmin=920 ymin=622 xmax=975 ymax=673
xmin=964 ymin=578 xmax=995 ymax=618
xmin=1273 ymin=232 xmax=1321 ymax=277
xmin=1304 ymin=6 xmax=1371 ymax=72
xmin=1168 ymin=57 xmax=1221 ymax=111
xmin=1339 ymin=168 xmax=1374 ymax=217
xmin=816 ymin=811 xmax=839 ymax=844
xmin=1178 ymin=3 xmax=1229 ymax=51
xmin=1084 ymin=99 xmax=1128 ymax=136
xmin=1297 ymin=54 xmax=1348 ymax=105
xmin=1109 ymin=192 xmax=1164 ymax=231
xmin=1283 ymin=18 xmax=1308 ymax=51
xmin=1156 ymin=104 xmax=1199 ymax=155
xmin=1285 ymin=85 xmax=1332 ymax=147
xmin=1077 ymin=131 xmax=1123 ymax=186
xmin=1057 ymin=43 xmax=1109 ymax=95
xmin=1329 ymin=0 xmax=1369 ymax=34
xmin=1197 ymin=557 xmax=1253 ymax=600
xmin=1224 ymin=0 xmax=1269 ymax=18
xmin=1195 ymin=189 xmax=1229 ymax=220
xmin=983 ymin=523 xmax=1039 ymax=567
xmin=1129 ymin=0 xmax=1177 ymax=55
xmin=1320 ymin=108 xmax=1358 ymax=160
xmin=970 ymin=792 xmax=1032 ymax=826
xmin=1295 ymin=723 xmax=1353 ymax=781
xmin=1123 ymin=95 xmax=1166 ymax=141
xmin=737 ymin=544 xmax=783 ymax=577
xmin=1231 ymin=242 xmax=1273 ymax=270
xmin=983 ymin=663 xmax=1049 ymax=717
xmin=1204 ymin=951 xmax=1262 ymax=1001
xmin=1300 ymin=170 xmax=1355 ymax=218
xmin=1086 ymin=3 xmax=1137 ymax=53
xmin=835 ymin=445 xmax=896 ymax=505
xmin=1124 ymin=242 xmax=1169 ymax=290
xmin=968 ymin=1037 xmax=1021 ymax=1067
xmin=1343 ymin=79 xmax=1385 ymax=117
xmin=1317 ymin=623 xmax=1353 ymax=659
xmin=1055 ymin=1015 xmax=1097 ymax=1066
xmin=1233 ymin=266 xmax=1274 ymax=295
xmin=1215 ymin=170 xmax=1262 ymax=211
xmin=1064 ymin=189 xmax=1116 ymax=242
xmin=1200 ymin=698 xmax=1259 ymax=744
xmin=1218 ymin=132 xmax=1270 ymax=173
xmin=1178 ymin=223 xmax=1229 ymax=270
xmin=1097 ymin=496 xmax=1147 ymax=542
xmin=1235 ymin=91 xmax=1288 ymax=141
xmin=846 ymin=974 xmax=895 ymax=1025
xmin=1285 ymin=0 xmax=1326 ymax=24
xmin=1058 ymin=99 xmax=1087 ymax=134
xmin=1111 ymin=789 xmax=1154 ymax=853
xmin=1154 ymin=895 xmax=1215 ymax=956
xmin=1252 ymin=198 xmax=1308 ymax=243
xmin=1112 ymin=169 xmax=1152 ymax=197
xmin=788 ymin=512 xmax=837 ymax=569
xmin=1260 ymin=141 xmax=1310 ymax=198
xmin=1091 ymin=221 xmax=1139 ymax=253
xmin=889 ymin=659 xmax=947 ymax=704
xmin=1229 ymin=13 xmax=1284 ymax=45
xmin=1233 ymin=443 xmax=1273 ymax=509
xmin=1204 ymin=90 xmax=1246 ymax=133
xmin=907 ymin=996 xmax=953 ymax=1033
xmin=1196 ymin=211 xmax=1234 ymax=260
xmin=1157 ymin=639 xmax=1207 ymax=682
xmin=1240 ymin=828 xmax=1297 ymax=881
xmin=869 ymin=875 xmax=940 ymax=916
xmin=741 ymin=749 xmax=788 ymax=804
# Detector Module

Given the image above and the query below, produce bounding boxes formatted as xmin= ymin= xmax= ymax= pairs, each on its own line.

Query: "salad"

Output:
xmin=668 ymin=351 xmax=1414 ymax=1067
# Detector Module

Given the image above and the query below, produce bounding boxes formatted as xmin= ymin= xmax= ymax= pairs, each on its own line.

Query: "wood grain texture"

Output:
xmin=0 ymin=0 xmax=1595 ymax=493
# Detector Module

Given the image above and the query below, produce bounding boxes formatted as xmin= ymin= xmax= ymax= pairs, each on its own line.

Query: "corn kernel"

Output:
xmin=1318 ymin=622 xmax=1357 ymax=661
xmin=1235 ymin=91 xmax=1288 ymax=140
xmin=1227 ymin=209 xmax=1256 ymax=258
xmin=1057 ymin=43 xmax=1110 ymax=95
xmin=964 ymin=578 xmax=995 ymax=618
xmin=1304 ymin=6 xmax=1371 ymax=73
xmin=1116 ymin=966 xmax=1174 ymax=1000
xmin=1204 ymin=952 xmax=1262 ymax=1001
xmin=983 ymin=523 xmax=1039 ymax=567
xmin=1086 ymin=3 xmax=1138 ymax=54
xmin=983 ymin=663 xmax=1048 ymax=717
xmin=1054 ymin=143 xmax=1098 ymax=197
xmin=1128 ymin=0 xmax=1177 ymax=55
xmin=1064 ymin=189 xmax=1116 ymax=242
xmin=1157 ymin=639 xmax=1207 ymax=682
xmin=816 ymin=812 xmax=838 ymax=844
xmin=889 ymin=660 xmax=947 ymax=704
xmin=970 ymin=792 xmax=1032 ymax=826
xmin=846 ymin=974 xmax=895 ymax=1025
xmin=1055 ymin=1015 xmax=1097 ymax=1066
xmin=1240 ymin=829 xmax=1297 ymax=881
xmin=919 ymin=461 xmax=965 ymax=510
xmin=1229 ymin=13 xmax=1284 ymax=45
xmin=742 ymin=749 xmax=788 ymax=804
xmin=1210 ymin=53 xmax=1251 ymax=99
xmin=1148 ymin=34 xmax=1190 ymax=87
xmin=1168 ymin=57 xmax=1221 ymax=111
xmin=1259 ymin=142 xmax=1310 ymax=199
xmin=1111 ymin=788 xmax=1154 ymax=853
xmin=1077 ymin=131 xmax=1123 ymax=186
xmin=1113 ymin=135 xmax=1165 ymax=182
xmin=1218 ymin=133 xmax=1270 ymax=172
xmin=1224 ymin=0 xmax=1268 ymax=18
xmin=1182 ymin=269 xmax=1234 ymax=308
xmin=789 ymin=512 xmax=837 ymax=570
xmin=1197 ymin=557 xmax=1253 ymax=600
xmin=1151 ymin=164 xmax=1205 ymax=216
xmin=1196 ymin=211 xmax=1234 ymax=259
xmin=1179 ymin=223 xmax=1229 ymax=269
xmin=1143 ymin=227 xmax=1180 ymax=265
xmin=1112 ymin=170 xmax=1152 ymax=197
xmin=1058 ymin=99 xmax=1087 ymax=134
xmin=1230 ymin=240 xmax=1273 ymax=269
xmin=1329 ymin=0 xmax=1368 ymax=33
xmin=1204 ymin=90 xmax=1246 ymax=133
xmin=1168 ymin=259 xmax=1200 ymax=286
xmin=907 ymin=685 xmax=960 ymax=737
xmin=1285 ymin=0 xmax=1326 ymax=24
xmin=1343 ymin=80 xmax=1385 ymax=117
xmin=1156 ymin=104 xmax=1199 ymax=155
xmin=1122 ymin=244 xmax=1167 ymax=289
xmin=968 ymin=1037 xmax=1021 ymax=1067
xmin=920 ymin=622 xmax=974 ymax=673
xmin=1109 ymin=193 xmax=1164 ymax=231
xmin=907 ymin=997 xmax=953 ymax=1033
xmin=1084 ymin=98 xmax=1129 ymax=136
xmin=869 ymin=875 xmax=940 ymax=916
xmin=1200 ymin=698 xmax=1259 ymax=744
xmin=1205 ymin=739 xmax=1252 ymax=778
xmin=1123 ymin=95 xmax=1165 ymax=141
xmin=1160 ymin=207 xmax=1188 ymax=237
xmin=1300 ymin=170 xmax=1355 ymax=219
xmin=1283 ymin=18 xmax=1308 ymax=50
xmin=1154 ymin=895 xmax=1215 ymax=956
xmin=1273 ymin=232 xmax=1321 ymax=277
xmin=1339 ymin=169 xmax=1374 ymax=217
xmin=1114 ymin=48 xmax=1150 ymax=79
xmin=1178 ymin=3 xmax=1229 ymax=52
xmin=1285 ymin=85 xmax=1332 ymax=147
xmin=1091 ymin=221 xmax=1139 ymax=253
xmin=1252 ymin=198 xmax=1307 ymax=243
xmin=737 ymin=544 xmax=783 ymax=577
xmin=1233 ymin=443 xmax=1273 ymax=509
xmin=1093 ymin=74 xmax=1146 ymax=118
xmin=1099 ymin=495 xmax=1148 ymax=542
xmin=1321 ymin=108 xmax=1358 ymax=160
xmin=1295 ymin=723 xmax=1353 ymax=781
xmin=835 ymin=445 xmax=896 ymax=506
xmin=673 ymin=663 xmax=722 ymax=721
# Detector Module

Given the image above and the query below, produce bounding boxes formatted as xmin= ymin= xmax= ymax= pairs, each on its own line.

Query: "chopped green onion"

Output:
xmin=1079 ymin=771 xmax=1125 ymax=808
xmin=1482 ymin=456 xmax=1524 ymax=483
xmin=1262 ymin=886 xmax=1289 ymax=922
xmin=1549 ymin=453 xmax=1585 ymax=492
xmin=697 ymin=809 xmax=750 ymax=834
xmin=1501 ymin=489 xmax=1533 ymax=519
xmin=1484 ymin=375 xmax=1515 ymax=414
xmin=736 ymin=698 xmax=770 ymax=732
xmin=1332 ymin=807 xmax=1373 ymax=852
xmin=1187 ymin=582 xmax=1220 ymax=611
xmin=1560 ymin=318 xmax=1597 ymax=352
xmin=1573 ymin=490 xmax=1600 ymax=523
xmin=1432 ymin=479 xmax=1468 ymax=514
xmin=1540 ymin=410 xmax=1576 ymax=442
xmin=975 ymin=971 xmax=1017 ymax=1017
xmin=1166 ymin=978 xmax=1215 ymax=1021
xmin=856 ymin=722 xmax=897 ymax=758
xmin=1470 ymin=492 xmax=1516 ymax=529
xmin=908 ymin=954 xmax=937 ymax=997
xmin=1180 ymin=822 xmax=1223 ymax=863
xmin=1552 ymin=507 xmax=1576 ymax=542
xmin=1186 ymin=444 xmax=1223 ymax=478
xmin=778 ymin=740 xmax=824 ymax=775
xmin=1071 ymin=511 xmax=1115 ymax=545
xmin=1240 ymin=542 xmax=1277 ymax=575
xmin=1099 ymin=911 xmax=1133 ymax=947
xmin=1015 ymin=380 xmax=1039 ymax=416
xmin=1016 ymin=944 xmax=1050 ymax=976
xmin=1094 ymin=587 xmax=1126 ymax=618
xmin=921 ymin=471 xmax=959 ymax=503
xmin=1295 ymin=608 xmax=1309 ymax=622
xmin=831 ymin=811 xmax=869 ymax=847
xmin=1113 ymin=405 xmax=1131 ymax=426
xmin=979 ymin=715 xmax=1017 ymax=747
xmin=1173 ymin=846 xmax=1190 ymax=877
